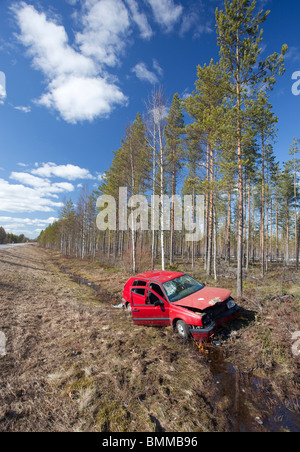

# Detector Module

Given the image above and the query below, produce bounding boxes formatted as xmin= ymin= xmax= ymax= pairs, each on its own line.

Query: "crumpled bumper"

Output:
xmin=189 ymin=305 xmax=240 ymax=341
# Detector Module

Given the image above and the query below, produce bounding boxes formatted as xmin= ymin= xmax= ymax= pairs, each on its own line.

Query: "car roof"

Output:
xmin=132 ymin=271 xmax=185 ymax=284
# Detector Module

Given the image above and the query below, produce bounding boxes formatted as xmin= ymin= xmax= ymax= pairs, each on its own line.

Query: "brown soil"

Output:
xmin=0 ymin=245 xmax=299 ymax=432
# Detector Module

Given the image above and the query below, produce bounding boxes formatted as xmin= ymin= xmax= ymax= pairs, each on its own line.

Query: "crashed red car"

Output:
xmin=122 ymin=271 xmax=239 ymax=341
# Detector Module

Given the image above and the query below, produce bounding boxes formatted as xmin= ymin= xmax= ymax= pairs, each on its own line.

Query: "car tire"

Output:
xmin=176 ymin=320 xmax=190 ymax=339
xmin=126 ymin=303 xmax=131 ymax=312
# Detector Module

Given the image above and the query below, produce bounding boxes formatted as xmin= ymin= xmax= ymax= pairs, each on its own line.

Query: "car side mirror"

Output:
xmin=154 ymin=300 xmax=164 ymax=307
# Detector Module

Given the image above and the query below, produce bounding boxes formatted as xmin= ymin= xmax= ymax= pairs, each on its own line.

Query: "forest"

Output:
xmin=0 ymin=227 xmax=29 ymax=245
xmin=37 ymin=0 xmax=299 ymax=297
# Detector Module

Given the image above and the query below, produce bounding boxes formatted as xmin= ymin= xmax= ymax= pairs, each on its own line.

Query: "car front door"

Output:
xmin=130 ymin=282 xmax=170 ymax=327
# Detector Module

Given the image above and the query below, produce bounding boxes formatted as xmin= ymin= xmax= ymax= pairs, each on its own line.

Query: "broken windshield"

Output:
xmin=163 ymin=275 xmax=204 ymax=303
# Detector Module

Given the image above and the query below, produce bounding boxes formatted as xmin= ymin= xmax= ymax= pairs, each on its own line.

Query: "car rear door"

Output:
xmin=130 ymin=282 xmax=170 ymax=326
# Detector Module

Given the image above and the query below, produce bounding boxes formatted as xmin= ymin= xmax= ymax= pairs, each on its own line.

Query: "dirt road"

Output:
xmin=0 ymin=244 xmax=30 ymax=251
xmin=0 ymin=245 xmax=299 ymax=432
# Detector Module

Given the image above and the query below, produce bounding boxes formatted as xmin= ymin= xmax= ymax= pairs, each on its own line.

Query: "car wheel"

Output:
xmin=126 ymin=303 xmax=131 ymax=312
xmin=176 ymin=320 xmax=190 ymax=339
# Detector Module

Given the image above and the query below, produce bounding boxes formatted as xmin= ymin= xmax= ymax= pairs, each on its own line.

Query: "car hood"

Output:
xmin=172 ymin=287 xmax=232 ymax=311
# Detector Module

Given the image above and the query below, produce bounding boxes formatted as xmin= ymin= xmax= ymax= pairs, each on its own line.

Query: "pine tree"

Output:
xmin=60 ymin=198 xmax=76 ymax=256
xmin=0 ymin=227 xmax=6 ymax=244
xmin=279 ymin=163 xmax=295 ymax=265
xmin=125 ymin=113 xmax=151 ymax=272
xmin=216 ymin=0 xmax=287 ymax=296
xmin=250 ymin=91 xmax=278 ymax=276
xmin=182 ymin=127 xmax=204 ymax=269
xmin=184 ymin=58 xmax=230 ymax=276
xmin=288 ymin=138 xmax=300 ymax=269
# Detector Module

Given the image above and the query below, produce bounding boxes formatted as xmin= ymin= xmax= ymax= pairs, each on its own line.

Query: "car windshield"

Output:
xmin=163 ymin=275 xmax=204 ymax=303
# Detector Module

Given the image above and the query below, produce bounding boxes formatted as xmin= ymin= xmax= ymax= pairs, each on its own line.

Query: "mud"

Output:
xmin=206 ymin=347 xmax=300 ymax=432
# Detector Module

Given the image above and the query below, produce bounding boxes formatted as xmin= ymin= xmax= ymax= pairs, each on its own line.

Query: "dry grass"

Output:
xmin=0 ymin=246 xmax=299 ymax=432
xmin=0 ymin=246 xmax=225 ymax=432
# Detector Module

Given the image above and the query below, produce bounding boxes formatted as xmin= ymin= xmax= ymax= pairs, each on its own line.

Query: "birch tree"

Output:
xmin=146 ymin=87 xmax=168 ymax=271
xmin=165 ymin=93 xmax=185 ymax=265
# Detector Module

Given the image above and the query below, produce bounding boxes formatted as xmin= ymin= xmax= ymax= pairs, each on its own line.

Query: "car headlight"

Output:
xmin=227 ymin=298 xmax=236 ymax=310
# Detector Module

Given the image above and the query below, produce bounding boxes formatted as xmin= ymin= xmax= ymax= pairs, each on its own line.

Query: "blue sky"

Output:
xmin=0 ymin=0 xmax=299 ymax=238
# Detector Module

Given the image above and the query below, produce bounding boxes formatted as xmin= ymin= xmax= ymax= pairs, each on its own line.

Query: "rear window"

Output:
xmin=132 ymin=280 xmax=147 ymax=296
xmin=132 ymin=280 xmax=147 ymax=287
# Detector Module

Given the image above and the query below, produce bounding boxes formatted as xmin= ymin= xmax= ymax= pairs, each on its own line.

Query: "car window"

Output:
xmin=132 ymin=280 xmax=147 ymax=296
xmin=147 ymin=283 xmax=166 ymax=305
xmin=132 ymin=288 xmax=146 ymax=297
xmin=132 ymin=280 xmax=147 ymax=287
xmin=163 ymin=275 xmax=204 ymax=303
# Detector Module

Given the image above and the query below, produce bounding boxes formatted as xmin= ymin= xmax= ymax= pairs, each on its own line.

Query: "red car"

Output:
xmin=122 ymin=271 xmax=239 ymax=341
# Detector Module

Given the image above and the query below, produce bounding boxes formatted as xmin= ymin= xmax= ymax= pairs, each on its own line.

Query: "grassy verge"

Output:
xmin=35 ymin=249 xmax=300 ymax=431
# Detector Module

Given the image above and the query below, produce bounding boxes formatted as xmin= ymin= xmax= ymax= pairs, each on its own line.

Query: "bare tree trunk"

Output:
xmin=236 ymin=31 xmax=243 ymax=297
xmin=159 ymin=121 xmax=165 ymax=271
xmin=151 ymin=117 xmax=156 ymax=271
xmin=130 ymin=140 xmax=136 ymax=273
xmin=260 ymin=135 xmax=265 ymax=278
xmin=213 ymin=203 xmax=217 ymax=281
xmin=246 ymin=178 xmax=251 ymax=271
xmin=191 ymin=183 xmax=196 ymax=270
xmin=286 ymin=199 xmax=290 ymax=265
xmin=275 ymin=185 xmax=279 ymax=260
xmin=294 ymin=160 xmax=298 ymax=269
xmin=226 ymin=189 xmax=231 ymax=266
xmin=206 ymin=143 xmax=214 ymax=276
xmin=204 ymin=143 xmax=210 ymax=271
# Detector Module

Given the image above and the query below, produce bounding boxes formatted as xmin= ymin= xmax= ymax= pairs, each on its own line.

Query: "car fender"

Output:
xmin=169 ymin=305 xmax=203 ymax=328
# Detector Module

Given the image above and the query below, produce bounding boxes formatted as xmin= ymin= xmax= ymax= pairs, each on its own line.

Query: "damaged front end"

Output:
xmin=183 ymin=297 xmax=240 ymax=341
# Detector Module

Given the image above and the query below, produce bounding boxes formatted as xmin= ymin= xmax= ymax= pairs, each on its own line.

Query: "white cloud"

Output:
xmin=0 ymin=71 xmax=6 ymax=104
xmin=0 ymin=160 xmax=96 ymax=235
xmin=132 ymin=62 xmax=159 ymax=84
xmin=37 ymin=74 xmax=127 ymax=123
xmin=76 ymin=0 xmax=131 ymax=67
xmin=10 ymin=172 xmax=75 ymax=197
xmin=13 ymin=105 xmax=31 ymax=113
xmin=0 ymin=216 xmax=58 ymax=227
xmin=13 ymin=2 xmax=127 ymax=123
xmin=180 ymin=9 xmax=213 ymax=37
xmin=286 ymin=46 xmax=300 ymax=62
xmin=0 ymin=216 xmax=59 ymax=238
xmin=10 ymin=172 xmax=51 ymax=188
xmin=145 ymin=0 xmax=183 ymax=32
xmin=96 ymin=172 xmax=105 ymax=181
xmin=31 ymin=163 xmax=94 ymax=181
xmin=125 ymin=0 xmax=153 ymax=39
xmin=0 ymin=178 xmax=64 ymax=213
xmin=14 ymin=4 xmax=95 ymax=77
xmin=153 ymin=59 xmax=163 ymax=77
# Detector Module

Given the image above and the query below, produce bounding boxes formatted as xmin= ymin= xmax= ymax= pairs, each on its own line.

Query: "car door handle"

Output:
xmin=132 ymin=309 xmax=140 ymax=312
